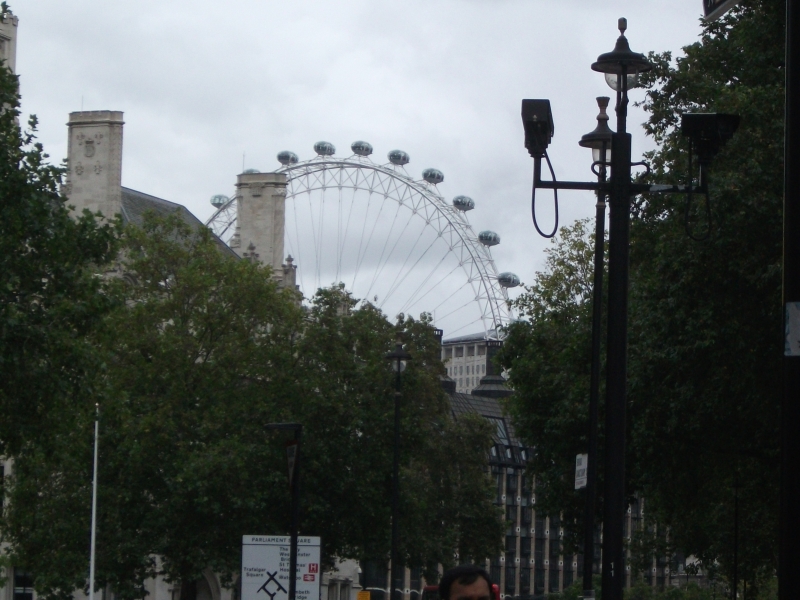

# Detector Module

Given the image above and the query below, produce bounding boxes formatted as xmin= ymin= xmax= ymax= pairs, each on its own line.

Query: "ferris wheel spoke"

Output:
xmin=434 ymin=293 xmax=479 ymax=324
xmin=399 ymin=260 xmax=462 ymax=315
xmin=306 ymin=192 xmax=321 ymax=291
xmin=442 ymin=317 xmax=485 ymax=339
xmin=338 ymin=182 xmax=359 ymax=280
xmin=381 ymin=232 xmax=441 ymax=308
xmin=292 ymin=196 xmax=311 ymax=297
xmin=416 ymin=279 xmax=473 ymax=320
xmin=352 ymin=192 xmax=390 ymax=293
xmin=364 ymin=205 xmax=415 ymax=304
xmin=335 ymin=183 xmax=346 ymax=283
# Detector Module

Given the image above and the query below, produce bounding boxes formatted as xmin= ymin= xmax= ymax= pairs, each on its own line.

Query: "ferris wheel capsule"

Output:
xmin=498 ymin=272 xmax=520 ymax=288
xmin=388 ymin=149 xmax=410 ymax=165
xmin=314 ymin=141 xmax=336 ymax=156
xmin=210 ymin=194 xmax=229 ymax=208
xmin=351 ymin=141 xmax=373 ymax=156
xmin=453 ymin=195 xmax=475 ymax=211
xmin=422 ymin=168 xmax=444 ymax=184
xmin=277 ymin=151 xmax=299 ymax=165
xmin=479 ymin=230 xmax=500 ymax=247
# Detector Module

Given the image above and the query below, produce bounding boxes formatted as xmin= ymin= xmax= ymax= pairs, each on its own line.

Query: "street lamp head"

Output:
xmin=385 ymin=341 xmax=412 ymax=373
xmin=591 ymin=18 xmax=653 ymax=87
xmin=680 ymin=112 xmax=741 ymax=165
xmin=579 ymin=96 xmax=614 ymax=163
xmin=521 ymin=99 xmax=554 ymax=158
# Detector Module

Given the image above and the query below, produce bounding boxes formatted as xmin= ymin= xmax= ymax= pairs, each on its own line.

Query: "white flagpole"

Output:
xmin=89 ymin=403 xmax=99 ymax=600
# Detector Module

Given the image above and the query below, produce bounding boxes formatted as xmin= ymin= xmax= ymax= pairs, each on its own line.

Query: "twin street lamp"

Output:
xmin=522 ymin=19 xmax=738 ymax=600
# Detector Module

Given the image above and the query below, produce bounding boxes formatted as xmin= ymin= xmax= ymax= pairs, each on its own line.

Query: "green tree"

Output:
xmin=628 ymin=0 xmax=783 ymax=587
xmin=0 ymin=10 xmax=119 ymax=458
xmin=499 ymin=0 xmax=783 ymax=591
xmin=3 ymin=213 xmax=502 ymax=599
xmin=497 ymin=219 xmax=602 ymax=553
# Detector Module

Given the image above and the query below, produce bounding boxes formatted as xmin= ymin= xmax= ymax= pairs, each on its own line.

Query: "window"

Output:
xmin=328 ymin=582 xmax=339 ymax=600
xmin=467 ymin=345 xmax=475 ymax=356
xmin=340 ymin=583 xmax=350 ymax=600
xmin=489 ymin=418 xmax=509 ymax=441
xmin=563 ymin=568 xmax=574 ymax=589
xmin=459 ymin=366 xmax=463 ymax=375
xmin=534 ymin=569 xmax=545 ymax=595
xmin=549 ymin=565 xmax=560 ymax=593
xmin=444 ymin=348 xmax=453 ymax=359
xmin=506 ymin=472 xmax=518 ymax=492
xmin=506 ymin=506 xmax=516 ymax=523
xmin=504 ymin=567 xmax=516 ymax=594
xmin=362 ymin=561 xmax=387 ymax=600
xmin=410 ymin=567 xmax=422 ymax=593
xmin=455 ymin=346 xmax=464 ymax=357
xmin=14 ymin=570 xmax=34 ymax=600
xmin=478 ymin=344 xmax=486 ymax=356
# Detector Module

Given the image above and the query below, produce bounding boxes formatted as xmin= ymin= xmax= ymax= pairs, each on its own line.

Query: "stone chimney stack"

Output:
xmin=65 ymin=111 xmax=124 ymax=220
xmin=235 ymin=171 xmax=287 ymax=273
xmin=0 ymin=10 xmax=18 ymax=74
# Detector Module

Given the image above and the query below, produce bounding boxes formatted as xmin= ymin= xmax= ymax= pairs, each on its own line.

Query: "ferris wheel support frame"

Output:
xmin=205 ymin=155 xmax=512 ymax=339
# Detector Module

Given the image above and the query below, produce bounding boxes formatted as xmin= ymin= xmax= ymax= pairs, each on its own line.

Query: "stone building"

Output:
xmin=62 ymin=109 xmax=297 ymax=290
xmin=441 ymin=333 xmax=504 ymax=395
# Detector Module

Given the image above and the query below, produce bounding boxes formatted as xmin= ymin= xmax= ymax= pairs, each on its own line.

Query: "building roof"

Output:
xmin=442 ymin=330 xmax=496 ymax=344
xmin=447 ymin=381 xmax=527 ymax=466
xmin=120 ymin=187 xmax=238 ymax=258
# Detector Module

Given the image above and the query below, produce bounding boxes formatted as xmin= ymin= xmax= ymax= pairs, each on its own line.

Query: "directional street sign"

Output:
xmin=703 ymin=0 xmax=742 ymax=21
xmin=242 ymin=536 xmax=321 ymax=600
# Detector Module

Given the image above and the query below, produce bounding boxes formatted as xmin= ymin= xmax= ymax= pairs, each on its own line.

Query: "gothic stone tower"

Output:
xmin=65 ymin=111 xmax=124 ymax=219
xmin=236 ymin=171 xmax=288 ymax=274
xmin=0 ymin=9 xmax=18 ymax=74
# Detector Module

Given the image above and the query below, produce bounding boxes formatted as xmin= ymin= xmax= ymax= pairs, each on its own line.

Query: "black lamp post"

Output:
xmin=521 ymin=18 xmax=738 ymax=600
xmin=385 ymin=341 xmax=411 ymax=600
xmin=265 ymin=423 xmax=303 ymax=600
xmin=577 ymin=96 xmax=613 ymax=599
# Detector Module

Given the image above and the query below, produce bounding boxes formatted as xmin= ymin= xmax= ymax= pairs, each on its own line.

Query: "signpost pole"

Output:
xmin=289 ymin=427 xmax=302 ymax=600
xmin=781 ymin=0 xmax=800 ymax=597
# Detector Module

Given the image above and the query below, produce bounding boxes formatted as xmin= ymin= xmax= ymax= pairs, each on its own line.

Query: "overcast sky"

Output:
xmin=13 ymin=0 xmax=707 ymax=333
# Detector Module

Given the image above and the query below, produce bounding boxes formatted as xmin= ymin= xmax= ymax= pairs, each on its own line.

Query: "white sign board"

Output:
xmin=574 ymin=454 xmax=588 ymax=490
xmin=242 ymin=536 xmax=321 ymax=600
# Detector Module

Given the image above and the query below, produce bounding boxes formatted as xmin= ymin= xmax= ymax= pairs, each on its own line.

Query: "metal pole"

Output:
xmin=781 ymin=1 xmax=800 ymax=598
xmin=582 ymin=143 xmax=607 ymax=599
xmin=89 ymin=404 xmax=99 ymax=600
xmin=289 ymin=426 xmax=302 ymax=600
xmin=601 ymin=68 xmax=632 ymax=600
xmin=732 ymin=485 xmax=739 ymax=600
xmin=390 ymin=365 xmax=401 ymax=600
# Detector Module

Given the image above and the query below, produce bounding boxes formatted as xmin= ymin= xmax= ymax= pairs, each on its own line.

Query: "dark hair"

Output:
xmin=438 ymin=565 xmax=493 ymax=600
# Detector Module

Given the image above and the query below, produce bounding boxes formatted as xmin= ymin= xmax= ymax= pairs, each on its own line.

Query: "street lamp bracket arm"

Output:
xmin=530 ymin=152 xmax=560 ymax=238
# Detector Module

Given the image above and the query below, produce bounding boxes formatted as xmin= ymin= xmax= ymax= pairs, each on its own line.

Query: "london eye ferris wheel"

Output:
xmin=205 ymin=141 xmax=519 ymax=340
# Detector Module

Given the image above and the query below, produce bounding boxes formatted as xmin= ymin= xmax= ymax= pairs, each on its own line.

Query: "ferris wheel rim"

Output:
xmin=205 ymin=154 xmax=512 ymax=338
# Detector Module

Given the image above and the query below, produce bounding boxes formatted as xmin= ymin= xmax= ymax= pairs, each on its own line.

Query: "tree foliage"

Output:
xmin=2 ymin=212 xmax=502 ymax=599
xmin=499 ymin=0 xmax=783 ymax=590
xmin=0 ymin=36 xmax=119 ymax=459
xmin=497 ymin=219 xmax=603 ymax=553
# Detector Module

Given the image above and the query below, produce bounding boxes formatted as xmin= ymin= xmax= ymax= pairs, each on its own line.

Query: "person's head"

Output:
xmin=438 ymin=565 xmax=493 ymax=600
